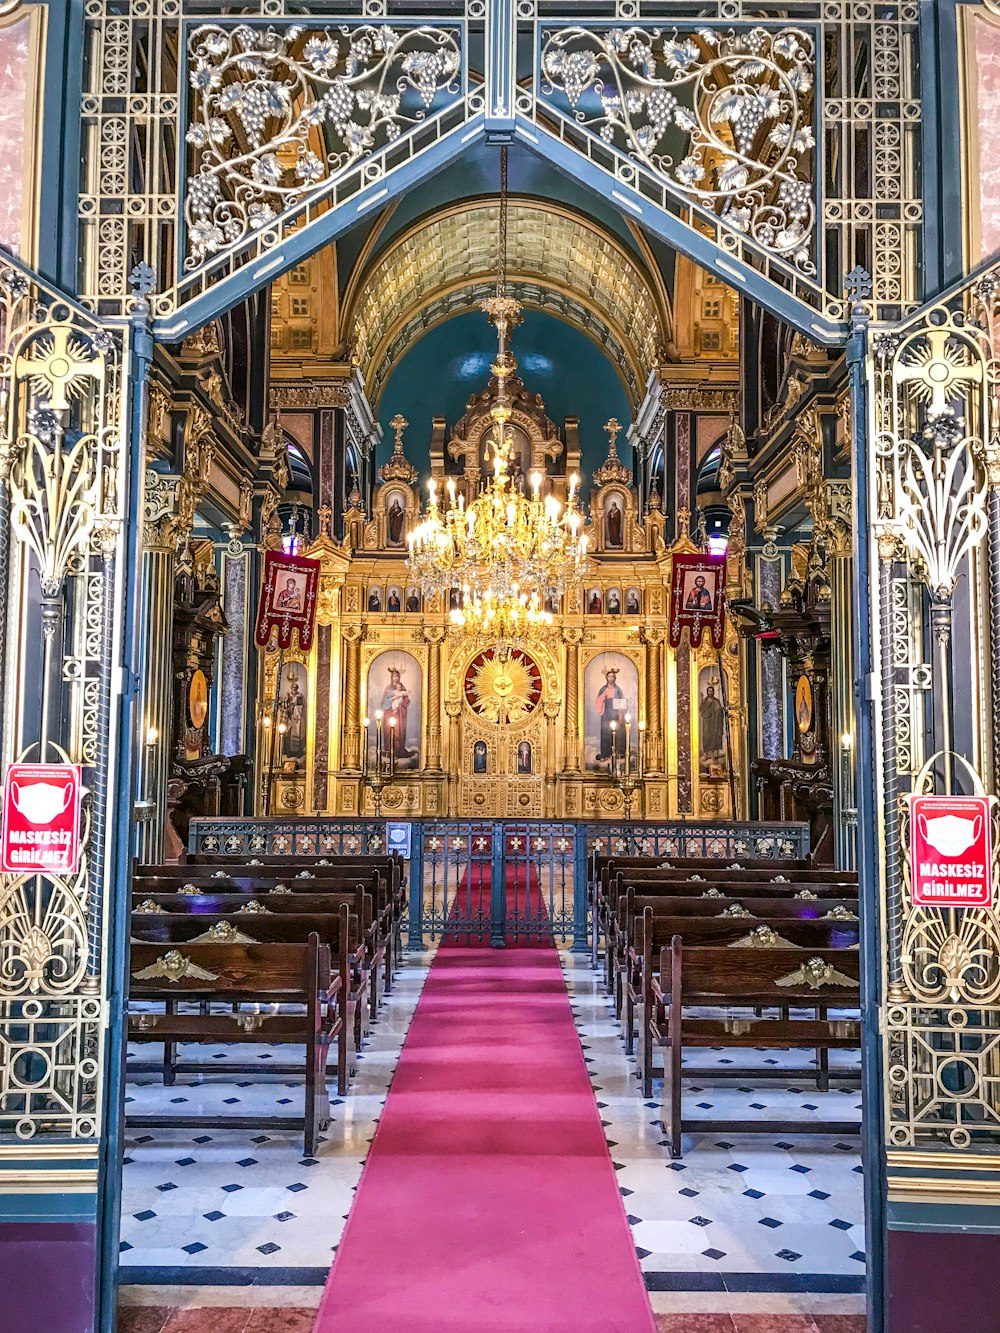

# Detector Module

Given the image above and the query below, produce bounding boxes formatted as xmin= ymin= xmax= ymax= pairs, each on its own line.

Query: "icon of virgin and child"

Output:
xmin=378 ymin=666 xmax=411 ymax=760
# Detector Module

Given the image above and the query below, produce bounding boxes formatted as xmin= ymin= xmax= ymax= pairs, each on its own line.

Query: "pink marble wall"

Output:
xmin=0 ymin=16 xmax=32 ymax=257
xmin=972 ymin=15 xmax=1000 ymax=260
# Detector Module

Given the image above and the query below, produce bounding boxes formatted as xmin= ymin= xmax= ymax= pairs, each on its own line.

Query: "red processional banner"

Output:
xmin=254 ymin=549 xmax=321 ymax=651
xmin=668 ymin=553 xmax=727 ymax=650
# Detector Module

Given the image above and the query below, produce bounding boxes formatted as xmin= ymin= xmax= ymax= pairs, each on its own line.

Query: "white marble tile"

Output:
xmin=559 ymin=950 xmax=866 ymax=1278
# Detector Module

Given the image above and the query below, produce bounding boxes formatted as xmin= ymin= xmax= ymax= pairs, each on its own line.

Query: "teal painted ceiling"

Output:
xmin=376 ymin=308 xmax=632 ymax=487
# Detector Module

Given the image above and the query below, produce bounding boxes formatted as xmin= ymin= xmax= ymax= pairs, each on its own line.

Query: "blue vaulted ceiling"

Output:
xmin=376 ymin=308 xmax=631 ymax=486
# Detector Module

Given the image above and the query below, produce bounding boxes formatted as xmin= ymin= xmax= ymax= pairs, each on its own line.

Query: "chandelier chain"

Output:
xmin=497 ymin=146 xmax=508 ymax=300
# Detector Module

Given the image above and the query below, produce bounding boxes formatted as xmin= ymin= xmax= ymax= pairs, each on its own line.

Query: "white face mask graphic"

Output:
xmin=917 ymin=812 xmax=982 ymax=858
xmin=10 ymin=781 xmax=74 ymax=825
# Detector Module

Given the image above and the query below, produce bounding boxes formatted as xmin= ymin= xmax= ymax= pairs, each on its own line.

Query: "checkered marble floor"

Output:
xmin=120 ymin=952 xmax=432 ymax=1273
xmin=120 ymin=945 xmax=865 ymax=1290
xmin=560 ymin=952 xmax=866 ymax=1281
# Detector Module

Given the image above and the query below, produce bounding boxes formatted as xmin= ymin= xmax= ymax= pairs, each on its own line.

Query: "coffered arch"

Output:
xmin=344 ymin=199 xmax=669 ymax=406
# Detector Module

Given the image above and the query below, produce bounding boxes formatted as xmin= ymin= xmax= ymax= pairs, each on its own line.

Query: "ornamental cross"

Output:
xmin=604 ymin=418 xmax=622 ymax=454
xmin=17 ymin=325 xmax=102 ymax=413
xmin=390 ymin=414 xmax=408 ymax=451
xmin=896 ymin=328 xmax=982 ymax=418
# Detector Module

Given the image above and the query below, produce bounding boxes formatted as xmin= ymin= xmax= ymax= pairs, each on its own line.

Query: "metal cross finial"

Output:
xmin=677 ymin=504 xmax=691 ymax=537
xmin=390 ymin=414 xmax=408 ymax=450
xmin=605 ymin=418 xmax=621 ymax=453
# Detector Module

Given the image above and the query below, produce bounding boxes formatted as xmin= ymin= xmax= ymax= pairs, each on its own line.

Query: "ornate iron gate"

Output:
xmin=189 ymin=815 xmax=810 ymax=949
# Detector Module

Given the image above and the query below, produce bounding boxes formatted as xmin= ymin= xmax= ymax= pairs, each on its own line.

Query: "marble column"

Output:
xmin=219 ymin=525 xmax=249 ymax=758
xmin=134 ymin=476 xmax=179 ymax=862
xmin=562 ymin=630 xmax=582 ymax=772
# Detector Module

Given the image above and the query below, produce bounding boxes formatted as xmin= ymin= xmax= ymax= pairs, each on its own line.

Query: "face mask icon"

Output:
xmin=917 ymin=813 xmax=981 ymax=858
xmin=10 ymin=781 xmax=74 ymax=825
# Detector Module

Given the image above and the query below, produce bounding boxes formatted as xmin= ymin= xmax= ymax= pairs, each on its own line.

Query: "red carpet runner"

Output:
xmin=312 ymin=947 xmax=657 ymax=1333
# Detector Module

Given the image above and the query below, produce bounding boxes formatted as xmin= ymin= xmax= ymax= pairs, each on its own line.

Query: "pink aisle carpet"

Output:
xmin=312 ymin=946 xmax=657 ymax=1333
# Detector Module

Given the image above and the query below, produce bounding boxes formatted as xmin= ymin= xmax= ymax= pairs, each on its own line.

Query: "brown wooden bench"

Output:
xmin=134 ymin=865 xmax=393 ymax=1018
xmin=183 ymin=853 xmax=407 ymax=966
xmin=618 ymin=901 xmax=859 ymax=1069
xmin=132 ymin=888 xmax=373 ymax=1048
xmin=598 ymin=873 xmax=857 ymax=996
xmin=127 ymin=932 xmax=340 ymax=1155
xmin=642 ymin=914 xmax=861 ymax=1157
xmin=129 ymin=905 xmax=360 ymax=1094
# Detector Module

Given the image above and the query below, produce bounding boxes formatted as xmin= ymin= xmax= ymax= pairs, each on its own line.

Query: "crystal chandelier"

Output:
xmin=407 ymin=149 xmax=590 ymax=655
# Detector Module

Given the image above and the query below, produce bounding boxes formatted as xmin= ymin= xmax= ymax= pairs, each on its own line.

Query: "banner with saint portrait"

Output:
xmin=254 ymin=550 xmax=321 ymax=651
xmin=668 ymin=553 xmax=726 ymax=650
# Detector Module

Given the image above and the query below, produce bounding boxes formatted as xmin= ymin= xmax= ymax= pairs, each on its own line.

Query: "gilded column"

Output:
xmin=423 ymin=626 xmax=446 ymax=771
xmin=445 ymin=699 xmax=462 ymax=814
xmin=342 ymin=625 xmax=362 ymax=771
xmin=134 ymin=471 xmax=183 ymax=863
xmin=543 ymin=700 xmax=561 ymax=815
xmin=562 ymin=629 xmax=582 ymax=773
xmin=641 ymin=627 xmax=665 ymax=774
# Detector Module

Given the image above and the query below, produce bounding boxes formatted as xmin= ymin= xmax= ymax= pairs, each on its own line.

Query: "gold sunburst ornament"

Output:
xmin=464 ymin=648 xmax=542 ymax=724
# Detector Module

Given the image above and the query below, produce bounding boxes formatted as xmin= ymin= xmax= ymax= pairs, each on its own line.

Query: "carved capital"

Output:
xmin=640 ymin=627 xmax=665 ymax=647
xmin=444 ymin=698 xmax=462 ymax=719
xmin=543 ymin=700 xmax=562 ymax=719
xmin=342 ymin=623 xmax=364 ymax=644
xmin=421 ymin=625 xmax=448 ymax=645
xmin=875 ymin=523 xmax=903 ymax=563
xmin=562 ymin=627 xmax=584 ymax=647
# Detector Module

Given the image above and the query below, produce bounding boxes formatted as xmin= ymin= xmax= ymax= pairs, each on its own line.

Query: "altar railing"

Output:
xmin=187 ymin=817 xmax=811 ymax=949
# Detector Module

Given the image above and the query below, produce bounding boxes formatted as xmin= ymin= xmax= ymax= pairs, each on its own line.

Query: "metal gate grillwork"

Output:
xmin=189 ymin=816 xmax=809 ymax=950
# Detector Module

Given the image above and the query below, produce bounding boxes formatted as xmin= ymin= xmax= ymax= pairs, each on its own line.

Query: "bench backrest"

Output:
xmin=630 ymin=912 xmax=859 ymax=952
xmin=131 ymin=910 xmax=360 ymax=955
xmin=131 ymin=891 xmax=372 ymax=923
xmin=662 ymin=938 xmax=860 ymax=1005
xmin=129 ymin=934 xmax=329 ymax=1000
xmin=619 ymin=893 xmax=859 ymax=922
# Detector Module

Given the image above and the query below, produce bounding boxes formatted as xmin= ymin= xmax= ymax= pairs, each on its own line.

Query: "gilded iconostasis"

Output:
xmin=258 ymin=354 xmax=743 ymax=823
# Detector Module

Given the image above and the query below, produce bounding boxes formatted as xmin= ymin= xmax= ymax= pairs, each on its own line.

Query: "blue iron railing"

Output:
xmin=188 ymin=817 xmax=810 ymax=949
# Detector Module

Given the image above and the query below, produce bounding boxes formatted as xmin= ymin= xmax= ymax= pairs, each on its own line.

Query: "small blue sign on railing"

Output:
xmin=386 ymin=821 xmax=412 ymax=859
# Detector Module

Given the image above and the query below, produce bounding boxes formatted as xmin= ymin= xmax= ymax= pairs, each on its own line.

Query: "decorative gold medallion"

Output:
xmin=188 ymin=669 xmax=209 ymax=728
xmin=463 ymin=648 xmax=542 ymax=724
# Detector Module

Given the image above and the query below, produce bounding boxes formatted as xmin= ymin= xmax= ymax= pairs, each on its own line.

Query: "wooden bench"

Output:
xmin=598 ymin=873 xmax=857 ymax=997
xmin=130 ymin=904 xmax=361 ymax=1093
xmin=619 ymin=902 xmax=859 ymax=1068
xmin=642 ymin=914 xmax=861 ymax=1156
xmin=183 ymin=853 xmax=408 ymax=967
xmin=127 ymin=932 xmax=340 ymax=1155
xmin=134 ymin=865 xmax=393 ymax=1018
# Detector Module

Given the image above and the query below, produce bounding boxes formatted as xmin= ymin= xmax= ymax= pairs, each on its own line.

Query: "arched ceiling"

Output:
xmin=345 ymin=199 xmax=669 ymax=408
xmin=369 ymin=280 xmax=643 ymax=407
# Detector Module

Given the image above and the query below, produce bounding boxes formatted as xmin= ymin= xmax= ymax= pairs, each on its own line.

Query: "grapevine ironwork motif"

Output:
xmin=540 ymin=24 xmax=816 ymax=273
xmin=184 ymin=22 xmax=462 ymax=265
